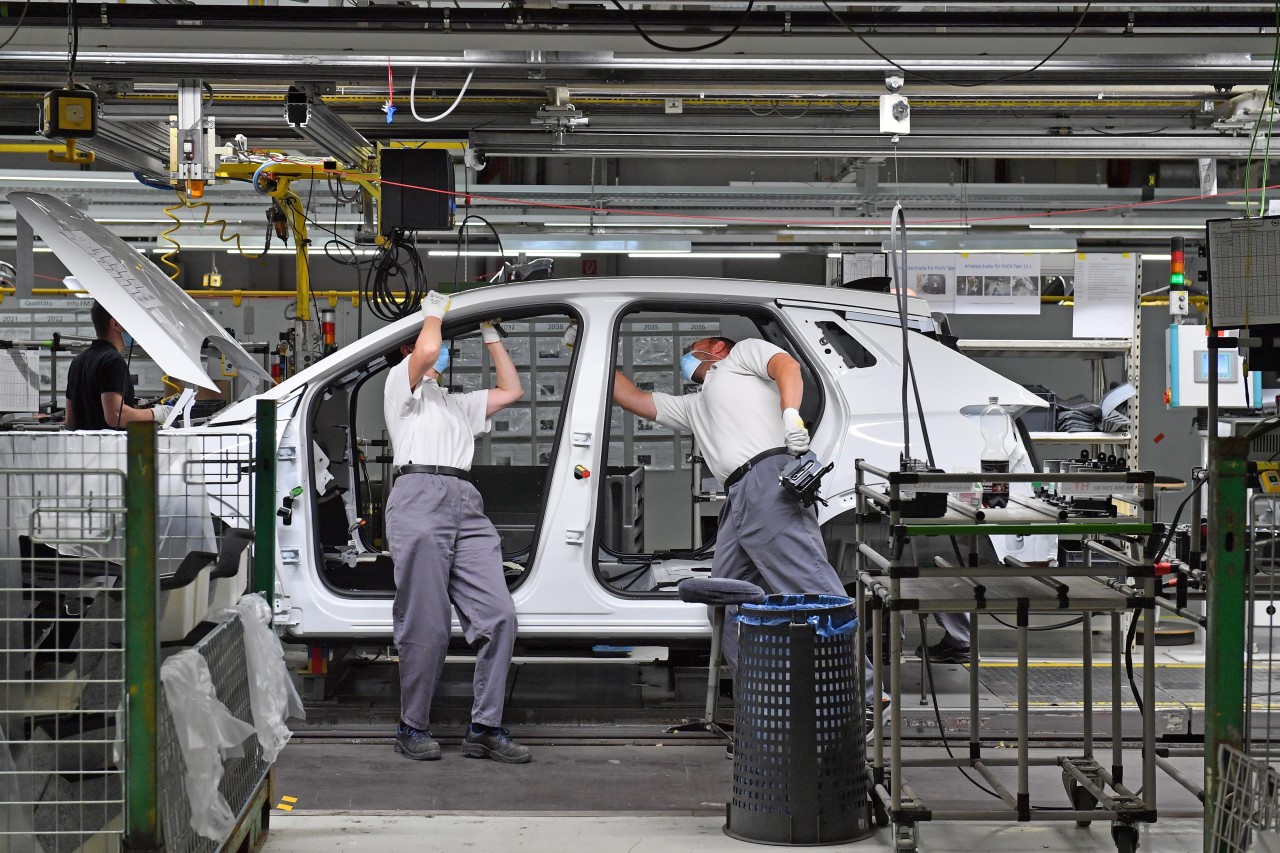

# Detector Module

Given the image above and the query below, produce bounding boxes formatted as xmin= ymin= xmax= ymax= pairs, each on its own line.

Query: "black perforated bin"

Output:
xmin=726 ymin=593 xmax=874 ymax=846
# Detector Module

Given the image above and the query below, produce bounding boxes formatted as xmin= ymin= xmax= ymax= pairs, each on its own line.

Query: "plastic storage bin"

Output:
xmin=726 ymin=593 xmax=873 ymax=846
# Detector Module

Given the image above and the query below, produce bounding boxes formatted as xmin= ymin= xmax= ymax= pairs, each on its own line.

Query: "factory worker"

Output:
xmin=65 ymin=301 xmax=173 ymax=429
xmin=604 ymin=331 xmax=884 ymax=708
xmin=382 ymin=290 xmax=530 ymax=764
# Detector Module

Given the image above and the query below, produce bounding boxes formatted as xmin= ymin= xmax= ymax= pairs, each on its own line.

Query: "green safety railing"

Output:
xmin=123 ymin=423 xmax=160 ymax=852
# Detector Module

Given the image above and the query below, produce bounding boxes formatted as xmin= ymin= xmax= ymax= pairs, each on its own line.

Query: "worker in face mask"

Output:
xmin=606 ymin=333 xmax=886 ymax=714
xmin=382 ymin=291 xmax=530 ymax=764
xmin=65 ymin=301 xmax=173 ymax=429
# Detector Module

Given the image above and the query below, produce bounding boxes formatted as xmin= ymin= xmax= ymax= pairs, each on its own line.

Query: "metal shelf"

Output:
xmin=957 ymin=339 xmax=1132 ymax=358
xmin=1028 ymin=430 xmax=1131 ymax=443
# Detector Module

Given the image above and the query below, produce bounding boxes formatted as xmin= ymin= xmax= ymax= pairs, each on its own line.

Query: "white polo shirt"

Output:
xmin=650 ymin=338 xmax=788 ymax=483
xmin=383 ymin=358 xmax=491 ymax=470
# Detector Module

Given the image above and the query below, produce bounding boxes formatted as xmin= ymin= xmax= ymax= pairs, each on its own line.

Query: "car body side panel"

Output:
xmin=207 ymin=281 xmax=1043 ymax=642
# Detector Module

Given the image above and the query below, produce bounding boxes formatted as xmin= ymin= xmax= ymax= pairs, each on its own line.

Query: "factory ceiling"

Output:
xmin=2 ymin=2 xmax=1279 ymax=255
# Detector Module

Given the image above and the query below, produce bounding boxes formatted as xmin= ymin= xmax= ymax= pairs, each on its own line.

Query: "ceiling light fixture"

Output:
xmin=880 ymin=232 xmax=1077 ymax=254
xmin=627 ymin=252 xmax=782 ymax=259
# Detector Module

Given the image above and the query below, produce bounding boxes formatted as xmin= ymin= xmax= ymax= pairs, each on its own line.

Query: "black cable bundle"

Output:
xmin=363 ymin=230 xmax=428 ymax=322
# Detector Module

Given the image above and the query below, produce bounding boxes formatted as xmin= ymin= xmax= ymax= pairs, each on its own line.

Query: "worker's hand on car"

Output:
xmin=151 ymin=404 xmax=174 ymax=427
xmin=420 ymin=290 xmax=450 ymax=321
xmin=479 ymin=319 xmax=503 ymax=344
xmin=562 ymin=321 xmax=578 ymax=351
xmin=781 ymin=407 xmax=810 ymax=454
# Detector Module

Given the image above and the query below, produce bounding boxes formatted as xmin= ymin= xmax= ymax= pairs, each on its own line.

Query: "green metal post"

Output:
xmin=123 ymin=423 xmax=160 ymax=852
xmin=1205 ymin=436 xmax=1249 ymax=852
xmin=254 ymin=398 xmax=277 ymax=608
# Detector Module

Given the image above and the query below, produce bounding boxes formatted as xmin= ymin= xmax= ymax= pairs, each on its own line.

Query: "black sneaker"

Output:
xmin=394 ymin=722 xmax=442 ymax=761
xmin=463 ymin=726 xmax=532 ymax=764
xmin=914 ymin=638 xmax=972 ymax=664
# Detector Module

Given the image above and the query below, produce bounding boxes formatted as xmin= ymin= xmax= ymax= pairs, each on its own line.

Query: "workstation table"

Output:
xmin=852 ymin=461 xmax=1198 ymax=853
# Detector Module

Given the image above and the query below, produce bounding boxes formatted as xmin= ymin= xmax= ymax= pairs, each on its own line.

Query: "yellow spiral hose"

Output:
xmin=158 ymin=190 xmax=265 ymax=281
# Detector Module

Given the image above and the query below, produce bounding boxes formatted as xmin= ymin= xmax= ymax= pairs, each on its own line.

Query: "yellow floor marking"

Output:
xmin=280 ymin=796 xmax=298 ymax=804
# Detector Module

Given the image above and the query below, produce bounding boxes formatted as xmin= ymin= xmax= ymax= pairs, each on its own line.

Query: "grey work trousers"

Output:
xmin=710 ymin=454 xmax=880 ymax=703
xmin=385 ymin=473 xmax=517 ymax=731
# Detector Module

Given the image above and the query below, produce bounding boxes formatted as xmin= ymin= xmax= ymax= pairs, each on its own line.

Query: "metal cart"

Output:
xmin=853 ymin=460 xmax=1190 ymax=853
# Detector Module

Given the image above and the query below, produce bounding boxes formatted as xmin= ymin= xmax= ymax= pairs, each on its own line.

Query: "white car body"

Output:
xmin=9 ymin=191 xmax=1046 ymax=646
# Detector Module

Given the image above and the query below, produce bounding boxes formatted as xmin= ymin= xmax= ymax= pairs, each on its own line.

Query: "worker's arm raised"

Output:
xmin=612 ymin=371 xmax=658 ymax=421
xmin=406 ymin=291 xmax=449 ymax=393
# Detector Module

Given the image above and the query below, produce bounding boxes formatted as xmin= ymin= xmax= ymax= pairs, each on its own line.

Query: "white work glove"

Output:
xmin=480 ymin=319 xmax=502 ymax=344
xmin=562 ymin=322 xmax=578 ymax=351
xmin=420 ymin=290 xmax=450 ymax=321
xmin=151 ymin=404 xmax=174 ymax=427
xmin=781 ymin=407 xmax=810 ymax=454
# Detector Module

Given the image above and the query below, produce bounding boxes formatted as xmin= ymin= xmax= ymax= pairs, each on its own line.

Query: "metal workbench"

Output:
xmin=853 ymin=461 xmax=1197 ymax=853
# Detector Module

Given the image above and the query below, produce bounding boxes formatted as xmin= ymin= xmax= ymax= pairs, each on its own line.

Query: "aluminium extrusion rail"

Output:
xmin=853 ymin=460 xmax=1196 ymax=853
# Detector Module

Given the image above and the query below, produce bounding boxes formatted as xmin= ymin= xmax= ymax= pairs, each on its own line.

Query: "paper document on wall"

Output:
xmin=841 ymin=252 xmax=887 ymax=285
xmin=1072 ymin=253 xmax=1137 ymax=338
xmin=954 ymin=254 xmax=1042 ymax=315
xmin=0 ymin=348 xmax=40 ymax=412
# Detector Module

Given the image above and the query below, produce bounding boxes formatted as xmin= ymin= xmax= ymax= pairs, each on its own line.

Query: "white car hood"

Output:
xmin=7 ymin=191 xmax=272 ymax=393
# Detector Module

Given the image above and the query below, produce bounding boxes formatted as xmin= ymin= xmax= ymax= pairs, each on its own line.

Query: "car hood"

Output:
xmin=6 ymin=191 xmax=272 ymax=393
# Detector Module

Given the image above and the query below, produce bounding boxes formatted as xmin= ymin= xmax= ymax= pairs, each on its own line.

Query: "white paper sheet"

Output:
xmin=1072 ymin=253 xmax=1137 ymax=338
xmin=841 ymin=252 xmax=887 ymax=285
xmin=954 ymin=254 xmax=1042 ymax=315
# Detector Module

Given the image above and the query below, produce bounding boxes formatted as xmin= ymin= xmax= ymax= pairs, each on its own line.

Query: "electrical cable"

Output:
xmin=1243 ymin=1 xmax=1280 ymax=214
xmin=363 ymin=230 xmax=428 ymax=322
xmin=410 ymin=67 xmax=475 ymax=123
xmin=1123 ymin=468 xmax=1209 ymax=714
xmin=66 ymin=0 xmax=78 ymax=86
xmin=0 ymin=0 xmax=35 ymax=52
xmin=251 ymin=161 xmax=274 ymax=195
xmin=610 ymin=0 xmax=755 ymax=53
xmin=452 ymin=214 xmax=506 ymax=288
xmin=821 ymin=2 xmax=1092 ymax=88
xmin=133 ymin=172 xmax=173 ymax=192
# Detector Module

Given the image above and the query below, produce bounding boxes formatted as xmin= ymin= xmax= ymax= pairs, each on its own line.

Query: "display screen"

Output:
xmin=1194 ymin=350 xmax=1239 ymax=383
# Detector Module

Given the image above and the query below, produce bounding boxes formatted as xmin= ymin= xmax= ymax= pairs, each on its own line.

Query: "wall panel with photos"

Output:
xmin=607 ymin=316 xmax=721 ymax=471
xmin=441 ymin=317 xmax=573 ymax=467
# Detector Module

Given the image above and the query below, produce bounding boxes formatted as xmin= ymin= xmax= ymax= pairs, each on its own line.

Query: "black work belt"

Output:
xmin=723 ymin=447 xmax=791 ymax=491
xmin=395 ymin=464 xmax=472 ymax=481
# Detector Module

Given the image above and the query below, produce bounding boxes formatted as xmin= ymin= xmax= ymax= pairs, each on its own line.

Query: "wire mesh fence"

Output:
xmin=0 ymin=428 xmax=255 ymax=852
xmin=1210 ymin=744 xmax=1280 ymax=853
xmin=157 ymin=614 xmax=269 ymax=853
xmin=1248 ymin=493 xmax=1280 ymax=756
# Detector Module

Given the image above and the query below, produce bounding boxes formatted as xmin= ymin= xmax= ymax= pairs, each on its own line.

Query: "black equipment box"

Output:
xmin=379 ymin=148 xmax=454 ymax=234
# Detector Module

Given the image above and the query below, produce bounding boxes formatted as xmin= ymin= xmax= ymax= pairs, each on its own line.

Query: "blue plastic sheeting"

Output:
xmin=736 ymin=593 xmax=857 ymax=637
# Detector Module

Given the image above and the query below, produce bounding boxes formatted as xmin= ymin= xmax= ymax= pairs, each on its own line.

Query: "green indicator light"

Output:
xmin=1171 ymin=273 xmax=1185 ymax=286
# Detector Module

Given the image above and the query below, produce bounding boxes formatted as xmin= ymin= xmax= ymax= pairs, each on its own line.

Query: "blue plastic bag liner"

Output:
xmin=736 ymin=593 xmax=858 ymax=637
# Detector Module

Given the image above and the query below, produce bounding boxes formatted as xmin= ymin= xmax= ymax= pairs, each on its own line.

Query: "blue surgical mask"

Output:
xmin=432 ymin=347 xmax=451 ymax=375
xmin=123 ymin=333 xmax=136 ymax=349
xmin=679 ymin=351 xmax=703 ymax=383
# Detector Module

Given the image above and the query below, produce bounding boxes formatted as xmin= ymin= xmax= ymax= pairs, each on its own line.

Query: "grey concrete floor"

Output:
xmin=261 ymin=813 xmax=1205 ymax=852
xmin=264 ymin=742 xmax=1206 ymax=851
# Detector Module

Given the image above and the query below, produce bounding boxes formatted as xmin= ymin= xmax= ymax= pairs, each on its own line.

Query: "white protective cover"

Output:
xmin=158 ymin=650 xmax=256 ymax=843
xmin=5 ymin=192 xmax=272 ymax=393
xmin=214 ymin=593 xmax=305 ymax=762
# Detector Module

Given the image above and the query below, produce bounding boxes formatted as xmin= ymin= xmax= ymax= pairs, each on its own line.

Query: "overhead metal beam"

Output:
xmin=285 ymin=85 xmax=374 ymax=171
xmin=80 ymin=117 xmax=171 ymax=179
xmin=470 ymin=130 xmax=1256 ymax=159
